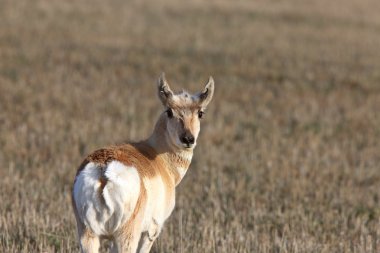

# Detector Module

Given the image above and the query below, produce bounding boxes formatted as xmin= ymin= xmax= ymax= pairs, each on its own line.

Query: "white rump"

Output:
xmin=73 ymin=161 xmax=141 ymax=235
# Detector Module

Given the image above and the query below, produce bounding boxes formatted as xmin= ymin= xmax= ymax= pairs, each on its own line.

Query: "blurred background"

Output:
xmin=1 ymin=0 xmax=380 ymax=252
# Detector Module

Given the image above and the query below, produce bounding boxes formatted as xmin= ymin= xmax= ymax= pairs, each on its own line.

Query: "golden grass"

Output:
xmin=1 ymin=0 xmax=380 ymax=252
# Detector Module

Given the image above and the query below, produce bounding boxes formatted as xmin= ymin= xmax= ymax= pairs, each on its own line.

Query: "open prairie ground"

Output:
xmin=1 ymin=0 xmax=380 ymax=252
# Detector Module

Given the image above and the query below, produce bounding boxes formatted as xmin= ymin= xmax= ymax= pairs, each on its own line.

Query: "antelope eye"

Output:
xmin=198 ymin=111 xmax=205 ymax=119
xmin=166 ymin=108 xmax=173 ymax=118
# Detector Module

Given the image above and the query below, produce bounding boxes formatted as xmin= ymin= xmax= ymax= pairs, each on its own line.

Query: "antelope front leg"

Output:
xmin=137 ymin=220 xmax=161 ymax=253
xmin=137 ymin=232 xmax=158 ymax=253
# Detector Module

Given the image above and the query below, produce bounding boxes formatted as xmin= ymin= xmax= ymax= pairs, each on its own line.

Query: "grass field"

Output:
xmin=1 ymin=0 xmax=380 ymax=252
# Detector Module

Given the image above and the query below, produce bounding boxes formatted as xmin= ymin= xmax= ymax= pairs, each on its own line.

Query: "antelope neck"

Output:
xmin=147 ymin=114 xmax=194 ymax=185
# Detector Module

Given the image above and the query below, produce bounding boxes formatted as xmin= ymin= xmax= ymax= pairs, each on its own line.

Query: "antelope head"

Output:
xmin=157 ymin=73 xmax=214 ymax=150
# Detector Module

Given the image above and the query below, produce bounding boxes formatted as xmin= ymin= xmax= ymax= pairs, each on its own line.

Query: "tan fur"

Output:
xmin=72 ymin=74 xmax=214 ymax=253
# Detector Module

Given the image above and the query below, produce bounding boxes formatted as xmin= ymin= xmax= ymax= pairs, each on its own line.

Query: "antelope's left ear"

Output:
xmin=198 ymin=76 xmax=215 ymax=108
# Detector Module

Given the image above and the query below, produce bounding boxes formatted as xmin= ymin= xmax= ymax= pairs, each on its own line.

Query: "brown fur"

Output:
xmin=98 ymin=176 xmax=107 ymax=204
xmin=76 ymin=142 xmax=163 ymax=179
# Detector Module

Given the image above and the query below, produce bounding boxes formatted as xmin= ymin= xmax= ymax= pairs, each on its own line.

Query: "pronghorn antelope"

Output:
xmin=71 ymin=74 xmax=214 ymax=253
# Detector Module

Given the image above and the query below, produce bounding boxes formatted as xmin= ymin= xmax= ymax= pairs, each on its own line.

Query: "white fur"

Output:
xmin=177 ymin=167 xmax=188 ymax=179
xmin=180 ymin=152 xmax=193 ymax=161
xmin=73 ymin=161 xmax=140 ymax=235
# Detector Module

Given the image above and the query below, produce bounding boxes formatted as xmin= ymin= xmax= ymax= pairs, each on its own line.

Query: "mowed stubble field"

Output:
xmin=1 ymin=0 xmax=380 ymax=252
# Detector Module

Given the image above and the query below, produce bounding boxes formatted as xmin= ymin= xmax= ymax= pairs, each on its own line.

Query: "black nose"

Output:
xmin=180 ymin=134 xmax=195 ymax=145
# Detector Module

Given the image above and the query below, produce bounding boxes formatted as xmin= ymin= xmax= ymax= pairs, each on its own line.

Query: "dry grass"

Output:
xmin=1 ymin=0 xmax=380 ymax=252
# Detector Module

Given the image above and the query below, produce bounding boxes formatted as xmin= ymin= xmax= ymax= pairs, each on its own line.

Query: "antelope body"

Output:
xmin=71 ymin=74 xmax=214 ymax=253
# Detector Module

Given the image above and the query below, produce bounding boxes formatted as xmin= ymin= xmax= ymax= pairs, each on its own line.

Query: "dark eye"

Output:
xmin=198 ymin=111 xmax=205 ymax=119
xmin=166 ymin=108 xmax=173 ymax=118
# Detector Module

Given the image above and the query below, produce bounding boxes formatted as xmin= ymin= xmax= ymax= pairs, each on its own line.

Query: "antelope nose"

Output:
xmin=180 ymin=134 xmax=195 ymax=145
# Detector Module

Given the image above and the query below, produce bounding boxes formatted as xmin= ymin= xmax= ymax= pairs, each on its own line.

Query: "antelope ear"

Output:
xmin=157 ymin=73 xmax=174 ymax=107
xmin=198 ymin=76 xmax=215 ymax=108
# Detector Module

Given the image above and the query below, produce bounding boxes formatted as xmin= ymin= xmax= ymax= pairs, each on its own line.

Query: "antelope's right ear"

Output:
xmin=157 ymin=73 xmax=174 ymax=107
